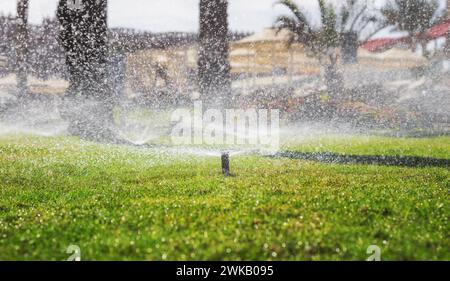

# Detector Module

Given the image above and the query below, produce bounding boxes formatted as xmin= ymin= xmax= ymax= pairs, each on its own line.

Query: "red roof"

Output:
xmin=426 ymin=19 xmax=450 ymax=40
xmin=360 ymin=37 xmax=408 ymax=52
xmin=361 ymin=19 xmax=450 ymax=53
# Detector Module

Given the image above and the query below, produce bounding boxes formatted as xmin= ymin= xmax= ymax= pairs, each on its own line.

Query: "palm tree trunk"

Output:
xmin=57 ymin=0 xmax=115 ymax=142
xmin=420 ymin=40 xmax=430 ymax=59
xmin=325 ymin=54 xmax=343 ymax=94
xmin=198 ymin=0 xmax=231 ymax=107
xmin=341 ymin=32 xmax=358 ymax=64
xmin=445 ymin=0 xmax=450 ymax=57
xmin=16 ymin=0 xmax=29 ymax=98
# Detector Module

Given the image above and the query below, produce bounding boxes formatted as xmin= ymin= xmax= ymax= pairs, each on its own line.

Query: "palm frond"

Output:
xmin=276 ymin=0 xmax=309 ymax=27
xmin=348 ymin=5 xmax=367 ymax=31
xmin=274 ymin=0 xmax=314 ymax=46
xmin=275 ymin=15 xmax=302 ymax=31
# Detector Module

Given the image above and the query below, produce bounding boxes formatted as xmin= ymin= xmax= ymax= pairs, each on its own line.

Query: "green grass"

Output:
xmin=283 ymin=135 xmax=450 ymax=159
xmin=0 ymin=135 xmax=448 ymax=260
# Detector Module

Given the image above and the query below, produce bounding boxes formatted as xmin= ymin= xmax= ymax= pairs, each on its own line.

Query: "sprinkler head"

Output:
xmin=221 ymin=152 xmax=230 ymax=177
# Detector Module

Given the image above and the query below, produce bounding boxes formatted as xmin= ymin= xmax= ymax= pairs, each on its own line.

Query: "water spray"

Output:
xmin=221 ymin=152 xmax=230 ymax=177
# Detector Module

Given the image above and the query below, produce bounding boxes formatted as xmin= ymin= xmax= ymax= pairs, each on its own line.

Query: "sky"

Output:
xmin=0 ymin=0 xmax=298 ymax=32
xmin=0 ymin=0 xmax=446 ymax=34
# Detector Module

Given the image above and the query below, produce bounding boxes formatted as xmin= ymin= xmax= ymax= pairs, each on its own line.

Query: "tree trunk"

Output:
xmin=198 ymin=0 xmax=231 ymax=107
xmin=57 ymin=0 xmax=117 ymax=142
xmin=420 ymin=41 xmax=430 ymax=59
xmin=341 ymin=32 xmax=358 ymax=64
xmin=447 ymin=31 xmax=450 ymax=58
xmin=325 ymin=55 xmax=344 ymax=95
xmin=16 ymin=0 xmax=29 ymax=98
xmin=445 ymin=0 xmax=450 ymax=57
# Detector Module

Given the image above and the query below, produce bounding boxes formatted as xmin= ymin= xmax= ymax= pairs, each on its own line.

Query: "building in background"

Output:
xmin=124 ymin=46 xmax=198 ymax=100
xmin=229 ymin=28 xmax=320 ymax=77
xmin=123 ymin=27 xmax=431 ymax=101
xmin=0 ymin=55 xmax=7 ymax=75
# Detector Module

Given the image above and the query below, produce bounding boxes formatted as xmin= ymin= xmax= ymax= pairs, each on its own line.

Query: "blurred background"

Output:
xmin=0 ymin=0 xmax=449 ymax=137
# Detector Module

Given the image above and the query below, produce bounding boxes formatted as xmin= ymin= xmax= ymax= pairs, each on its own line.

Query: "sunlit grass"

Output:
xmin=0 ymin=135 xmax=448 ymax=260
xmin=282 ymin=135 xmax=450 ymax=159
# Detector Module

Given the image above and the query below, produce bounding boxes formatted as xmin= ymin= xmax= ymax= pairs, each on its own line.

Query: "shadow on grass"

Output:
xmin=273 ymin=151 xmax=450 ymax=168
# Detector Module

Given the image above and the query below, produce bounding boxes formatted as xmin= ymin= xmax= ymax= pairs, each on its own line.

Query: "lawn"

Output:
xmin=282 ymin=135 xmax=450 ymax=159
xmin=0 ymin=134 xmax=448 ymax=260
